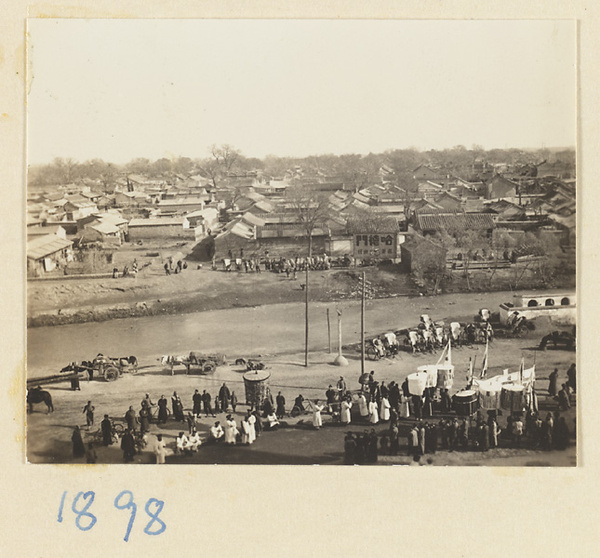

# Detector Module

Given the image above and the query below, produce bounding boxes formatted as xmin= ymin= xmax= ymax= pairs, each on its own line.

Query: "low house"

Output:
xmin=128 ymin=218 xmax=193 ymax=240
xmin=414 ymin=212 xmax=495 ymax=237
xmin=27 ymin=234 xmax=73 ymax=276
xmin=114 ymin=190 xmax=149 ymax=208
xmin=433 ymin=191 xmax=463 ymax=212
xmin=27 ymin=224 xmax=67 ymax=241
xmin=156 ymin=197 xmax=206 ymax=214
xmin=183 ymin=207 xmax=220 ymax=236
xmin=80 ymin=222 xmax=123 ymax=246
xmin=63 ymin=200 xmax=98 ymax=221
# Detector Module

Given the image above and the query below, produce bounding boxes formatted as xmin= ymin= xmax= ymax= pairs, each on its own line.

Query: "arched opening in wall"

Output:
xmin=545 ymin=298 xmax=555 ymax=306
xmin=561 ymin=297 xmax=570 ymax=306
xmin=527 ymin=300 xmax=538 ymax=307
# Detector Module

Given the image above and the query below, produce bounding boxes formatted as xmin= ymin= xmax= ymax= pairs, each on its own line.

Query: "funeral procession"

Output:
xmin=26 ymin=145 xmax=577 ymax=466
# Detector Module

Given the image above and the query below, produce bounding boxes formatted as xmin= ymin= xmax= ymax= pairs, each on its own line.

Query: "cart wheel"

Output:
xmin=103 ymin=366 xmax=119 ymax=382
xmin=366 ymin=346 xmax=378 ymax=361
xmin=202 ymin=361 xmax=216 ymax=374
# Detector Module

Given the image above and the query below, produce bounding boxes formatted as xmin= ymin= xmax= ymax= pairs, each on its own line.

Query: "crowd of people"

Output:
xmin=218 ymin=249 xmax=337 ymax=275
xmin=68 ymin=361 xmax=576 ymax=464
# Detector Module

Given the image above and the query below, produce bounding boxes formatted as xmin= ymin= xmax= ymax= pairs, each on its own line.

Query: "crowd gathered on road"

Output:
xmin=67 ymin=359 xmax=576 ymax=464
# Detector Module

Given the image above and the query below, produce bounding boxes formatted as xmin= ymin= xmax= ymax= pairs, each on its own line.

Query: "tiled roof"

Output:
xmin=415 ymin=212 xmax=495 ymax=232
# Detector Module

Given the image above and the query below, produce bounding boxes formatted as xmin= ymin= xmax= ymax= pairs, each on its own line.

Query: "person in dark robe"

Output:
xmin=548 ymin=368 xmax=559 ymax=397
xmin=72 ymin=426 xmax=85 ymax=458
xmin=230 ymin=391 xmax=238 ymax=413
xmin=423 ymin=392 xmax=433 ymax=418
xmin=124 ymin=407 xmax=137 ymax=434
xmin=344 ymin=433 xmax=357 ymax=465
xmin=401 ymin=378 xmax=410 ymax=398
xmin=85 ymin=443 xmax=97 ymax=464
xmin=367 ymin=429 xmax=379 ymax=463
xmin=566 ymin=363 xmax=576 ymax=393
xmin=101 ymin=414 xmax=113 ymax=446
xmin=121 ymin=429 xmax=136 ymax=462
xmin=218 ymin=383 xmax=231 ymax=413
xmin=325 ymin=385 xmax=336 ymax=414
xmin=440 ymin=389 xmax=452 ymax=414
xmin=380 ymin=382 xmax=389 ymax=400
xmin=389 ymin=382 xmax=400 ymax=412
xmin=202 ymin=390 xmax=215 ymax=418
xmin=380 ymin=434 xmax=390 ymax=456
xmin=276 ymin=391 xmax=286 ymax=418
xmin=390 ymin=424 xmax=400 ymax=456
xmin=171 ymin=392 xmax=185 ymax=421
xmin=157 ymin=395 xmax=168 ymax=424
xmin=555 ymin=417 xmax=570 ymax=450
xmin=440 ymin=420 xmax=449 ymax=449
xmin=262 ymin=397 xmax=274 ymax=417
xmin=449 ymin=418 xmax=459 ymax=451
xmin=355 ymin=432 xmax=368 ymax=464
xmin=412 ymin=395 xmax=422 ymax=420
xmin=542 ymin=413 xmax=553 ymax=450
xmin=558 ymin=384 xmax=571 ymax=411
xmin=139 ymin=406 xmax=150 ymax=434
xmin=192 ymin=389 xmax=202 ymax=418
xmin=460 ymin=419 xmax=469 ymax=449
xmin=70 ymin=374 xmax=81 ymax=391
xmin=481 ymin=423 xmax=490 ymax=451
xmin=430 ymin=422 xmax=439 ymax=454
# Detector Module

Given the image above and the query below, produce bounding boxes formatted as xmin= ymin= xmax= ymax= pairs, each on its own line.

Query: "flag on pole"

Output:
xmin=447 ymin=339 xmax=452 ymax=366
xmin=467 ymin=357 xmax=473 ymax=386
xmin=519 ymin=357 xmax=525 ymax=385
xmin=480 ymin=339 xmax=489 ymax=379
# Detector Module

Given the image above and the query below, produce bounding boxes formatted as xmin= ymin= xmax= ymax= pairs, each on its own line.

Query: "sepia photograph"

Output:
xmin=26 ymin=19 xmax=577 ymax=466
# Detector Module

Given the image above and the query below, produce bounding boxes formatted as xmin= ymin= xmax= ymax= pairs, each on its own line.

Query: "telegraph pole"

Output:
xmin=326 ymin=308 xmax=331 ymax=354
xmin=304 ymin=264 xmax=309 ymax=367
xmin=361 ymin=271 xmax=366 ymax=377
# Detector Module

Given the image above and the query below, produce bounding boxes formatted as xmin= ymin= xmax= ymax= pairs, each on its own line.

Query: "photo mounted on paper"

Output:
xmin=26 ymin=19 xmax=576 ymax=466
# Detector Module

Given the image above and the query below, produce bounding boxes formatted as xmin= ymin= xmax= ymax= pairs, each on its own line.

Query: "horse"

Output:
xmin=27 ymin=387 xmax=54 ymax=413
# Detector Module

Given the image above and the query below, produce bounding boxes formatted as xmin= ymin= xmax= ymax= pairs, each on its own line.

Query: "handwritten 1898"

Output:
xmin=58 ymin=490 xmax=166 ymax=542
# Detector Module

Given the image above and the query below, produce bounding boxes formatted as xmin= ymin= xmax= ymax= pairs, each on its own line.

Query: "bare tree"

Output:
xmin=210 ymin=144 xmax=241 ymax=173
xmin=286 ymin=185 xmax=331 ymax=257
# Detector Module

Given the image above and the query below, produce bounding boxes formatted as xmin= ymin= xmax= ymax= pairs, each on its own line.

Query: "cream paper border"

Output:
xmin=1 ymin=3 xmax=596 ymax=556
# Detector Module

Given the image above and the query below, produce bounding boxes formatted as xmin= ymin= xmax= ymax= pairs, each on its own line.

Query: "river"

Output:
xmin=27 ymin=291 xmax=516 ymax=377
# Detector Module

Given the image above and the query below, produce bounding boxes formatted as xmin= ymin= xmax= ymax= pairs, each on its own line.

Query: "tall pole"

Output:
xmin=327 ymin=308 xmax=332 ymax=354
xmin=361 ymin=271 xmax=366 ymax=377
xmin=304 ymin=264 xmax=309 ymax=367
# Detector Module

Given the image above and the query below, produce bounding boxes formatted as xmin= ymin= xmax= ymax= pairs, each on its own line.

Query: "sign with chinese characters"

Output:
xmin=353 ymin=233 xmax=397 ymax=259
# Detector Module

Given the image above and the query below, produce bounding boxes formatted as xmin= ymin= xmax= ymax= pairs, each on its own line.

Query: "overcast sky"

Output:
xmin=27 ymin=19 xmax=576 ymax=165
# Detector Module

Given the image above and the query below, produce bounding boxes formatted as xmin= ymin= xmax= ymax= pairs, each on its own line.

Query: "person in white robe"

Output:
xmin=400 ymin=394 xmax=411 ymax=418
xmin=247 ymin=412 xmax=257 ymax=443
xmin=312 ymin=400 xmax=324 ymax=429
xmin=209 ymin=422 xmax=224 ymax=442
xmin=154 ymin=434 xmax=167 ymax=464
xmin=176 ymin=432 xmax=189 ymax=454
xmin=358 ymin=393 xmax=369 ymax=419
xmin=380 ymin=396 xmax=391 ymax=422
xmin=341 ymin=398 xmax=352 ymax=425
xmin=225 ymin=415 xmax=239 ymax=444
xmin=266 ymin=412 xmax=280 ymax=430
xmin=241 ymin=417 xmax=251 ymax=444
xmin=188 ymin=429 xmax=202 ymax=452
xmin=369 ymin=398 xmax=379 ymax=424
